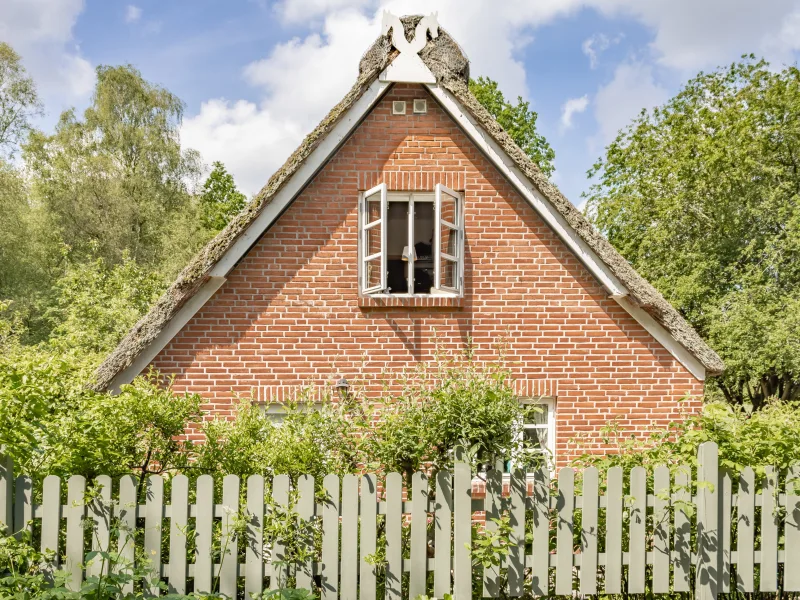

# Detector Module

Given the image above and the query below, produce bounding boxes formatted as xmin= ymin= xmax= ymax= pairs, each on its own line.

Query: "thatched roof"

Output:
xmin=92 ymin=16 xmax=724 ymax=391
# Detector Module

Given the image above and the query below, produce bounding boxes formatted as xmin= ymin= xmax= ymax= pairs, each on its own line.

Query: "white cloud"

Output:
xmin=593 ymin=61 xmax=668 ymax=146
xmin=560 ymin=95 xmax=589 ymax=130
xmin=581 ymin=33 xmax=623 ymax=69
xmin=582 ymin=34 xmax=609 ymax=69
xmin=0 ymin=0 xmax=94 ymax=107
xmin=125 ymin=5 xmax=142 ymax=24
xmin=591 ymin=0 xmax=800 ymax=71
xmin=182 ymin=99 xmax=305 ymax=195
xmin=275 ymin=0 xmax=373 ymax=24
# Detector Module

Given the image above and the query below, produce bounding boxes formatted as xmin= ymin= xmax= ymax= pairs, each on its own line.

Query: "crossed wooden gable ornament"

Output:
xmin=380 ymin=12 xmax=439 ymax=84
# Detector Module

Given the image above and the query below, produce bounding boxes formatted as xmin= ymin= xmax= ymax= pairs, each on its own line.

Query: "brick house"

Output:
xmin=93 ymin=15 xmax=724 ymax=466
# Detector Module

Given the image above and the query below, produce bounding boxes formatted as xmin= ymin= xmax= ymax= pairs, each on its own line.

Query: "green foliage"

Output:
xmin=46 ymin=251 xmax=165 ymax=356
xmin=363 ymin=353 xmax=541 ymax=480
xmin=573 ymin=399 xmax=800 ymax=480
xmin=469 ymin=76 xmax=555 ymax=177
xmin=23 ymin=64 xmax=205 ymax=271
xmin=0 ymin=42 xmax=42 ymax=157
xmin=199 ymin=162 xmax=248 ymax=231
xmin=194 ymin=394 xmax=362 ymax=482
xmin=0 ymin=162 xmax=61 ymax=330
xmin=0 ymin=340 xmax=201 ymax=484
xmin=585 ymin=57 xmax=800 ymax=408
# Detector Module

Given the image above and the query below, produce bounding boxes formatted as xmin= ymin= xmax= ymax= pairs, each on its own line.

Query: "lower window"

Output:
xmin=512 ymin=396 xmax=556 ymax=472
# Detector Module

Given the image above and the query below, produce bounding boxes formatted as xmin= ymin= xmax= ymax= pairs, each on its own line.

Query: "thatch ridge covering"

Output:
xmin=93 ymin=16 xmax=723 ymax=391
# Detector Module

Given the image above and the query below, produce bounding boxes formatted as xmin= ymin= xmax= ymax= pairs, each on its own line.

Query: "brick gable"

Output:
xmin=151 ymin=84 xmax=702 ymax=465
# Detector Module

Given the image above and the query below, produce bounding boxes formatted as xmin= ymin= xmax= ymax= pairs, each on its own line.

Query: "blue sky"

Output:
xmin=4 ymin=0 xmax=800 ymax=205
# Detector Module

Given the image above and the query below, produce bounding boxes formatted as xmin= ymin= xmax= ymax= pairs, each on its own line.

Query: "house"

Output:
xmin=93 ymin=15 xmax=724 ymax=466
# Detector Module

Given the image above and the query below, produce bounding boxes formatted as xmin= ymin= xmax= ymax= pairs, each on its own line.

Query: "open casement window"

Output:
xmin=360 ymin=183 xmax=387 ymax=294
xmin=434 ymin=184 xmax=464 ymax=294
xmin=359 ymin=184 xmax=465 ymax=296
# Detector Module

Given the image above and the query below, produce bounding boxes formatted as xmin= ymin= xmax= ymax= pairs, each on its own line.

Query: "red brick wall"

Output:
xmin=151 ymin=83 xmax=704 ymax=465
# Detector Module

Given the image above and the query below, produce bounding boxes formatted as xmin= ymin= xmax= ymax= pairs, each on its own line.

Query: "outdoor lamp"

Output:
xmin=334 ymin=376 xmax=350 ymax=398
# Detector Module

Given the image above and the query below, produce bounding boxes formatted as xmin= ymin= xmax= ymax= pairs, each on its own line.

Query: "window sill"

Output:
xmin=358 ymin=294 xmax=464 ymax=310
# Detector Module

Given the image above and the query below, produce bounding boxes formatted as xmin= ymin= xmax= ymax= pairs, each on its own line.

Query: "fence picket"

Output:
xmin=531 ymin=467 xmax=550 ymax=597
xmin=435 ymin=469 xmax=453 ymax=598
xmin=359 ymin=474 xmax=377 ymax=600
xmin=628 ymin=466 xmax=646 ymax=594
xmin=220 ymin=475 xmax=240 ymax=599
xmin=580 ymin=467 xmax=598 ymax=596
xmin=340 ymin=474 xmax=358 ymax=600
xmin=195 ymin=474 xmax=214 ymax=595
xmin=556 ymin=467 xmax=574 ymax=596
xmin=245 ymin=475 xmax=265 ymax=598
xmin=760 ymin=467 xmax=778 ymax=592
xmin=296 ymin=475 xmax=316 ymax=591
xmin=605 ymin=466 xmax=623 ymax=595
xmin=483 ymin=467 xmax=501 ymax=597
xmin=13 ymin=475 xmax=32 ymax=540
xmin=720 ymin=469 xmax=732 ymax=593
xmin=168 ymin=474 xmax=189 ymax=595
xmin=507 ymin=468 xmax=525 ymax=597
xmin=0 ymin=455 xmax=11 ymax=534
xmin=65 ymin=475 xmax=86 ymax=591
xmin=410 ymin=471 xmax=430 ymax=600
xmin=673 ymin=467 xmax=691 ymax=593
xmin=696 ymin=442 xmax=720 ymax=600
xmin=453 ymin=458 xmax=471 ymax=600
xmin=736 ymin=467 xmax=755 ymax=593
xmin=271 ymin=474 xmax=291 ymax=591
xmin=41 ymin=475 xmax=61 ymax=577
xmin=321 ymin=474 xmax=340 ymax=600
xmin=87 ymin=475 xmax=112 ymax=579
xmin=785 ymin=465 xmax=800 ymax=591
xmin=116 ymin=475 xmax=137 ymax=594
xmin=652 ymin=466 xmax=670 ymax=594
xmin=385 ymin=472 xmax=403 ymax=600
xmin=144 ymin=475 xmax=164 ymax=596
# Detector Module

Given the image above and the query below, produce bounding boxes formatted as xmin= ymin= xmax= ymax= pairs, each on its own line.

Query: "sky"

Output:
xmin=3 ymin=0 xmax=800 ymax=206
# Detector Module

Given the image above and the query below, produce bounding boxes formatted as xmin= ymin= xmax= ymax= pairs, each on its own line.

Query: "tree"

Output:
xmin=0 ymin=42 xmax=42 ymax=157
xmin=469 ymin=76 xmax=555 ymax=177
xmin=24 ymin=65 xmax=204 ymax=271
xmin=199 ymin=161 xmax=247 ymax=231
xmin=46 ymin=251 xmax=165 ymax=356
xmin=584 ymin=57 xmax=800 ymax=408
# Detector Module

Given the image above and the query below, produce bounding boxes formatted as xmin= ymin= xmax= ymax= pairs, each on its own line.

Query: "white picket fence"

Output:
xmin=2 ymin=442 xmax=800 ymax=599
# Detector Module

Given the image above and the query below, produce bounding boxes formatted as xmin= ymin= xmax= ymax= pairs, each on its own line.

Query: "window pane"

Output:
xmin=530 ymin=404 xmax=549 ymax=426
xmin=366 ymin=196 xmax=381 ymax=224
xmin=523 ymin=427 xmax=548 ymax=452
xmin=440 ymin=224 xmax=457 ymax=257
xmin=365 ymin=257 xmax=382 ymax=290
xmin=441 ymin=257 xmax=457 ymax=289
xmin=440 ymin=193 xmax=457 ymax=225
xmin=365 ymin=222 xmax=381 ymax=256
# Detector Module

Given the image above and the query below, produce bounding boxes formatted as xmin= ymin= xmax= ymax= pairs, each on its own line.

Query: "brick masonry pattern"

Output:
xmin=151 ymin=84 xmax=704 ymax=466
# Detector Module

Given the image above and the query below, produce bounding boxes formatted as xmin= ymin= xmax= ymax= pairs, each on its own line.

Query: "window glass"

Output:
xmin=514 ymin=398 xmax=555 ymax=472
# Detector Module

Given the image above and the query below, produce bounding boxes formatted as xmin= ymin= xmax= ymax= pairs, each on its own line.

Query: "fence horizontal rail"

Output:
xmin=2 ymin=442 xmax=799 ymax=600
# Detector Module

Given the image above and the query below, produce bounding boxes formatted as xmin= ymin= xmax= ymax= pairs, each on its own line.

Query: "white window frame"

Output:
xmin=359 ymin=183 xmax=387 ymax=294
xmin=434 ymin=183 xmax=464 ymax=295
xmin=359 ymin=185 xmax=464 ymax=297
xmin=513 ymin=396 xmax=557 ymax=473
